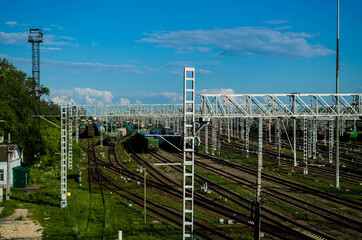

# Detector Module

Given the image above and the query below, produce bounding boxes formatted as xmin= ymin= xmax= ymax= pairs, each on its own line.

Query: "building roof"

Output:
xmin=13 ymin=166 xmax=30 ymax=173
xmin=0 ymin=144 xmax=20 ymax=162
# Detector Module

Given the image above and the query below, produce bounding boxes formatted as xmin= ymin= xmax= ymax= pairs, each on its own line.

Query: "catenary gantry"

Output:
xmin=73 ymin=93 xmax=361 ymax=119
xmin=60 ymin=74 xmax=361 ymax=240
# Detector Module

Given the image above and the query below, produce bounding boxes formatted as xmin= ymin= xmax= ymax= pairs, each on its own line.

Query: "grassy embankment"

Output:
xmin=0 ymin=136 xmax=180 ymax=239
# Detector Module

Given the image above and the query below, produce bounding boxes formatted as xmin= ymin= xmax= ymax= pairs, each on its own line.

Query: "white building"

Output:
xmin=0 ymin=144 xmax=22 ymax=187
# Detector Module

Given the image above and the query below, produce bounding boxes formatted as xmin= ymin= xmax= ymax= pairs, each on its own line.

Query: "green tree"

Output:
xmin=0 ymin=57 xmax=60 ymax=167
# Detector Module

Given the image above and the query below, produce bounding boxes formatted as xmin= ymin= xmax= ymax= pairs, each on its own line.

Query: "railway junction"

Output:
xmin=57 ymin=68 xmax=362 ymax=240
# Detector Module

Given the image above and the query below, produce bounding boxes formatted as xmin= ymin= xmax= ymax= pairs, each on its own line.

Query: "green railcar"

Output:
xmin=107 ymin=131 xmax=121 ymax=145
xmin=146 ymin=137 xmax=159 ymax=152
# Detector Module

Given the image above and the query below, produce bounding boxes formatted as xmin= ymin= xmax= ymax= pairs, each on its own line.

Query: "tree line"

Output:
xmin=0 ymin=57 xmax=60 ymax=167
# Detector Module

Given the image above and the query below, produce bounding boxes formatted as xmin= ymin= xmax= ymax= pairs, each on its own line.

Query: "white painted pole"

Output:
xmin=6 ymin=133 xmax=11 ymax=201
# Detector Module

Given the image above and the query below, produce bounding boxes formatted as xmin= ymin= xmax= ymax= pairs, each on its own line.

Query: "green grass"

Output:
xmin=1 ymin=150 xmax=181 ymax=240
xmin=0 ymin=199 xmax=18 ymax=218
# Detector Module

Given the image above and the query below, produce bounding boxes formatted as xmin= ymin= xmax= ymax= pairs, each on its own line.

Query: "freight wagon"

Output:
xmin=162 ymin=133 xmax=200 ymax=152
xmin=107 ymin=131 xmax=121 ymax=145
xmin=135 ymin=130 xmax=159 ymax=152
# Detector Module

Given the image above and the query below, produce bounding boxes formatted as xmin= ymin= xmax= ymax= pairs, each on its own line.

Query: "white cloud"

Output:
xmin=119 ymin=98 xmax=131 ymax=105
xmin=74 ymin=87 xmax=113 ymax=105
xmin=135 ymin=99 xmax=143 ymax=104
xmin=170 ymin=70 xmax=182 ymax=75
xmin=198 ymin=88 xmax=236 ymax=95
xmin=0 ymin=32 xmax=28 ymax=45
xmin=198 ymin=69 xmax=212 ymax=74
xmin=5 ymin=21 xmax=18 ymax=26
xmin=139 ymin=27 xmax=334 ymax=59
xmin=40 ymin=47 xmax=62 ymax=51
xmin=59 ymin=36 xmax=75 ymax=40
xmin=91 ymin=41 xmax=98 ymax=46
xmin=51 ymin=96 xmax=62 ymax=104
xmin=43 ymin=34 xmax=79 ymax=47
xmin=51 ymin=24 xmax=63 ymax=30
xmin=263 ymin=20 xmax=289 ymax=25
xmin=50 ymin=88 xmax=114 ymax=105
xmin=43 ymin=28 xmax=52 ymax=31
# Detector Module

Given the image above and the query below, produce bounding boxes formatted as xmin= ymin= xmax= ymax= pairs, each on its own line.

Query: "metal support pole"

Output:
xmin=293 ymin=96 xmax=297 ymax=166
xmin=204 ymin=123 xmax=208 ymax=153
xmin=268 ymin=118 xmax=272 ymax=143
xmin=68 ymin=102 xmax=73 ymax=170
xmin=275 ymin=118 xmax=281 ymax=165
xmin=144 ymin=168 xmax=147 ymax=223
xmin=60 ymin=96 xmax=68 ymax=208
xmin=308 ymin=120 xmax=312 ymax=158
xmin=241 ymin=118 xmax=245 ymax=140
xmin=75 ymin=107 xmax=79 ymax=143
xmin=212 ymin=119 xmax=217 ymax=156
xmin=183 ymin=67 xmax=195 ymax=239
xmin=6 ymin=134 xmax=13 ymax=201
xmin=323 ymin=120 xmax=327 ymax=146
xmin=231 ymin=118 xmax=233 ymax=138
xmin=312 ymin=119 xmax=317 ymax=159
xmin=100 ymin=127 xmax=103 ymax=148
xmin=329 ymin=120 xmax=334 ymax=164
xmin=236 ymin=118 xmax=239 ymax=138
xmin=254 ymin=118 xmax=263 ymax=240
xmin=227 ymin=118 xmax=231 ymax=143
xmin=217 ymin=118 xmax=221 ymax=156
xmin=303 ymin=118 xmax=308 ymax=174
xmin=335 ymin=0 xmax=340 ymax=189
xmin=245 ymin=118 xmax=250 ymax=159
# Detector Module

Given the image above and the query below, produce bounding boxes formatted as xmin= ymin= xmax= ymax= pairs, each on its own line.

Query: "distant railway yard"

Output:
xmin=70 ymin=117 xmax=361 ymax=239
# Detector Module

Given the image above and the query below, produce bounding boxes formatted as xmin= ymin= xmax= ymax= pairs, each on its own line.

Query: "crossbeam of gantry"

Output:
xmin=199 ymin=93 xmax=362 ymax=119
xmin=74 ymin=104 xmax=186 ymax=117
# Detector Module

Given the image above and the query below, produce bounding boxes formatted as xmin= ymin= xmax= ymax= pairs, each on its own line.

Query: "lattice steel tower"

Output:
xmin=28 ymin=29 xmax=43 ymax=94
xmin=28 ymin=29 xmax=43 ymax=127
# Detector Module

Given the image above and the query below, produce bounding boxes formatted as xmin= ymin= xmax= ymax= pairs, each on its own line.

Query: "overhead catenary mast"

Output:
xmin=335 ymin=0 xmax=340 ymax=189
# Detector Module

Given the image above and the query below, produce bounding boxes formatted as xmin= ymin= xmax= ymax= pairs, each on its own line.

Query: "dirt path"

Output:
xmin=0 ymin=208 xmax=43 ymax=239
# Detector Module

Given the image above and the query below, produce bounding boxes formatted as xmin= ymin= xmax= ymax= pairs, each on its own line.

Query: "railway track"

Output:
xmin=221 ymin=139 xmax=362 ymax=185
xmin=119 ymin=136 xmax=331 ymax=239
xmin=147 ymin=150 xmax=338 ymax=240
xmin=200 ymin=129 xmax=362 ymax=184
xmin=192 ymin=153 xmax=362 ymax=233
xmin=196 ymin=151 xmax=362 ymax=212
xmin=85 ymin=140 xmax=236 ymax=239
xmin=83 ymin=134 xmax=360 ymax=239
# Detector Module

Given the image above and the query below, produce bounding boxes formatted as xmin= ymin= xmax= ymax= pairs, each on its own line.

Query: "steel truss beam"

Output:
xmin=199 ymin=94 xmax=362 ymax=118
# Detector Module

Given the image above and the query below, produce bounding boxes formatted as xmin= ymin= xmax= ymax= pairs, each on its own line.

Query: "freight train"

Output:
xmin=103 ymin=123 xmax=134 ymax=145
xmin=134 ymin=127 xmax=201 ymax=153
xmin=135 ymin=130 xmax=159 ymax=152
xmin=161 ymin=132 xmax=200 ymax=152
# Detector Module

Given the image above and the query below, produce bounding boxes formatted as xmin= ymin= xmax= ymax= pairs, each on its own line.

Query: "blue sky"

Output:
xmin=1 ymin=0 xmax=361 ymax=105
